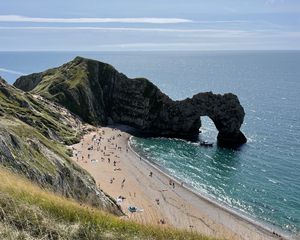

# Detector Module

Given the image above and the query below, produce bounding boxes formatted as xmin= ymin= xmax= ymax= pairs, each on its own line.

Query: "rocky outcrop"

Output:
xmin=0 ymin=79 xmax=122 ymax=215
xmin=14 ymin=56 xmax=247 ymax=146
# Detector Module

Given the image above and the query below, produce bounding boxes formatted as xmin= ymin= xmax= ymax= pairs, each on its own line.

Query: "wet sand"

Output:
xmin=70 ymin=127 xmax=285 ymax=240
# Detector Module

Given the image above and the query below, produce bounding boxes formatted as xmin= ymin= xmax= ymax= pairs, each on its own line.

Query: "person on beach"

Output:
xmin=149 ymin=171 xmax=153 ymax=177
xmin=113 ymin=160 xmax=116 ymax=166
xmin=110 ymin=177 xmax=115 ymax=184
xmin=159 ymin=219 xmax=165 ymax=224
xmin=121 ymin=178 xmax=126 ymax=189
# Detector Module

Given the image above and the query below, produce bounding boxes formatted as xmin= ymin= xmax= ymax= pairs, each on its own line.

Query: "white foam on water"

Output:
xmin=267 ymin=178 xmax=279 ymax=184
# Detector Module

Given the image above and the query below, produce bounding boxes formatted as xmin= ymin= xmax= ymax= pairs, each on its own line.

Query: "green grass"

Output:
xmin=0 ymin=167 xmax=217 ymax=240
xmin=0 ymin=82 xmax=81 ymax=145
xmin=0 ymin=116 xmax=90 ymax=181
xmin=0 ymin=119 xmax=53 ymax=175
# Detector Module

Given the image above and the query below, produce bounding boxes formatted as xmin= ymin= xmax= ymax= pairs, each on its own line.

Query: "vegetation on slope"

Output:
xmin=0 ymin=78 xmax=121 ymax=215
xmin=1 ymin=77 xmax=81 ymax=145
xmin=0 ymin=167 xmax=215 ymax=240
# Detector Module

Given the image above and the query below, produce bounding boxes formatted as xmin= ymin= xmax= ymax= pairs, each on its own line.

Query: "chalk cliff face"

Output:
xmin=14 ymin=56 xmax=247 ymax=146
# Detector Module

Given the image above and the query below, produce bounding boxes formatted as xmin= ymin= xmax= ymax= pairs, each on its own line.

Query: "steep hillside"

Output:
xmin=0 ymin=77 xmax=121 ymax=215
xmin=14 ymin=56 xmax=247 ymax=147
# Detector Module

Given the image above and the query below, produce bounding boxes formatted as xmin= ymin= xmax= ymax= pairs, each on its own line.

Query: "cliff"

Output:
xmin=14 ymin=56 xmax=247 ymax=147
xmin=0 ymin=77 xmax=122 ymax=215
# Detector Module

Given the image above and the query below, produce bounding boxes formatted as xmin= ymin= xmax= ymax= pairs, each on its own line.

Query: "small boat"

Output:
xmin=200 ymin=141 xmax=213 ymax=147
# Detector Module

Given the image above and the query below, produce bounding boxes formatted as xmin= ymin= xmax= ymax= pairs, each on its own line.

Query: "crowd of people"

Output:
xmin=71 ymin=127 xmax=189 ymax=228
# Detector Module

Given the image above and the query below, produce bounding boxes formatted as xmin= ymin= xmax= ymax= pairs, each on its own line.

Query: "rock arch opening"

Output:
xmin=199 ymin=116 xmax=218 ymax=142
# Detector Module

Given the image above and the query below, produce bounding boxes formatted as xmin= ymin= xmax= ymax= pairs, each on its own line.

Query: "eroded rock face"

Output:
xmin=14 ymin=56 xmax=247 ymax=146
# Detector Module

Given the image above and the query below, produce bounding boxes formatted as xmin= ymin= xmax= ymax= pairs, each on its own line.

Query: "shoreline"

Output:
xmin=128 ymin=136 xmax=290 ymax=240
xmin=70 ymin=127 xmax=289 ymax=240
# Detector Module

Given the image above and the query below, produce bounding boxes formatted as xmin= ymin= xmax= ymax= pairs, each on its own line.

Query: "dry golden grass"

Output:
xmin=0 ymin=167 xmax=217 ymax=240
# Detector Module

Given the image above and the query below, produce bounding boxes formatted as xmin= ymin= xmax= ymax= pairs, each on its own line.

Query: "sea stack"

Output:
xmin=14 ymin=56 xmax=247 ymax=147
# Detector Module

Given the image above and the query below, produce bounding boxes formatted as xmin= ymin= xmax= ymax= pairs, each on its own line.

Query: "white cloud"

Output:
xmin=0 ymin=15 xmax=192 ymax=24
xmin=0 ymin=68 xmax=26 ymax=75
xmin=95 ymin=42 xmax=223 ymax=50
xmin=0 ymin=26 xmax=246 ymax=34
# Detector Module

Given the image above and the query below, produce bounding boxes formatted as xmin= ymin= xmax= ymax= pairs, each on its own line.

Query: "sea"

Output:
xmin=0 ymin=51 xmax=299 ymax=236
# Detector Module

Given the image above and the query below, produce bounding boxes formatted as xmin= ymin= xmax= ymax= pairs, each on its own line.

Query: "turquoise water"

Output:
xmin=1 ymin=51 xmax=299 ymax=235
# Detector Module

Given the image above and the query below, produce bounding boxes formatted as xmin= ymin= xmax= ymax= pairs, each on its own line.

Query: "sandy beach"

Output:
xmin=70 ymin=127 xmax=286 ymax=240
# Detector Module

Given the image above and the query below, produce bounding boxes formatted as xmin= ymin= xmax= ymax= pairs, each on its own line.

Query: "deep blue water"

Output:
xmin=1 ymin=51 xmax=299 ymax=235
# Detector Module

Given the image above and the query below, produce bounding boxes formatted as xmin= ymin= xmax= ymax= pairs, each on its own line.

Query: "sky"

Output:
xmin=0 ymin=0 xmax=300 ymax=51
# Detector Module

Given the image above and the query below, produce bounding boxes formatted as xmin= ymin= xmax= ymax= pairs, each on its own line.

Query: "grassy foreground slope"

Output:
xmin=0 ymin=167 xmax=215 ymax=240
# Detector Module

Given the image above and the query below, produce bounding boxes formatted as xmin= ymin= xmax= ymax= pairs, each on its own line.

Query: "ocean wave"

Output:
xmin=267 ymin=178 xmax=279 ymax=184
